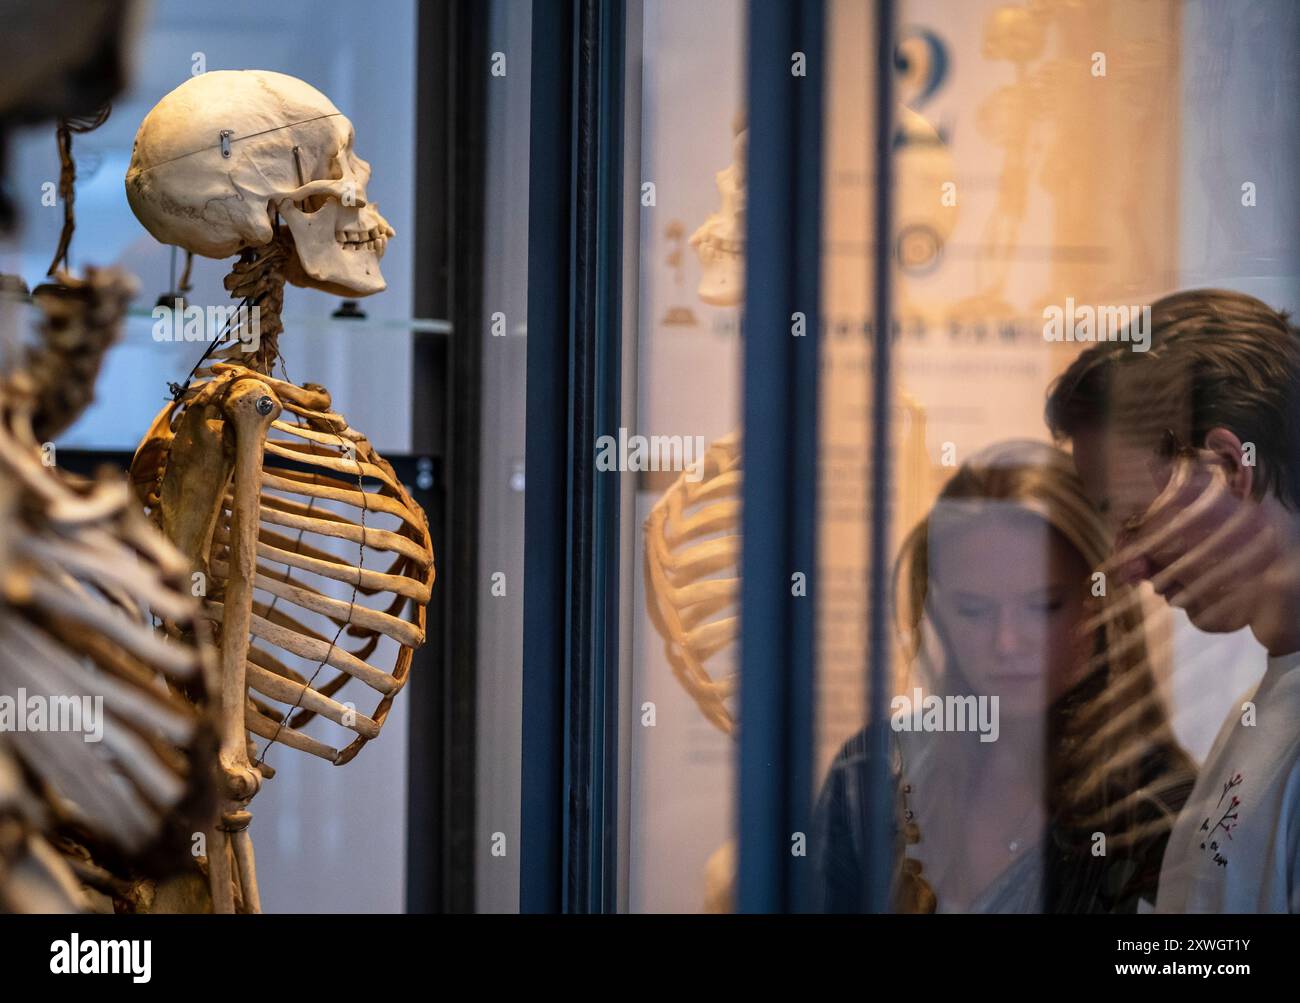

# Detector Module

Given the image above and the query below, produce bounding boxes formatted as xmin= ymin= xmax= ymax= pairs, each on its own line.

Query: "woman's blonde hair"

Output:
xmin=893 ymin=440 xmax=1194 ymax=872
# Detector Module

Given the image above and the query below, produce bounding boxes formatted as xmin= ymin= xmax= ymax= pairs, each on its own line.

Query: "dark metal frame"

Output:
xmin=737 ymin=0 xmax=826 ymax=915
xmin=520 ymin=0 xmax=625 ymax=914
xmin=862 ymin=0 xmax=898 ymax=914
xmin=406 ymin=0 xmax=487 ymax=914
xmin=513 ymin=0 xmax=894 ymax=915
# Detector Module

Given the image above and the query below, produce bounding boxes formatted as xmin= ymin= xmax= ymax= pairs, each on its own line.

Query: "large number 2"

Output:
xmin=894 ymin=26 xmax=949 ymax=148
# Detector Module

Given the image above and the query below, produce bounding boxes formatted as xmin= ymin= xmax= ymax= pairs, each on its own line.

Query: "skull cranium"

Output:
xmin=690 ymin=119 xmax=746 ymax=308
xmin=125 ymin=70 xmax=393 ymax=297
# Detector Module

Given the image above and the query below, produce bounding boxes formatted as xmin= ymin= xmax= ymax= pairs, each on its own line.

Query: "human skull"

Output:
xmin=690 ymin=118 xmax=746 ymax=308
xmin=125 ymin=70 xmax=393 ymax=297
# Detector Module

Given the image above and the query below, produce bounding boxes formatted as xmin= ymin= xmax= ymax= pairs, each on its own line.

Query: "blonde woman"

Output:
xmin=814 ymin=440 xmax=1196 ymax=913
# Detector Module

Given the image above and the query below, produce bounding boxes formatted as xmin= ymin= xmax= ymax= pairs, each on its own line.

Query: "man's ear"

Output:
xmin=1203 ymin=426 xmax=1255 ymax=499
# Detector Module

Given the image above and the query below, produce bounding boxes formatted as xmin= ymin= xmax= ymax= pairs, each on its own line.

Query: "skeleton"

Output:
xmin=653 ymin=35 xmax=967 ymax=726
xmin=124 ymin=71 xmax=432 ymax=913
xmin=689 ymin=114 xmax=746 ymax=308
xmin=643 ymin=113 xmax=749 ymax=737
xmin=0 ymin=1 xmax=219 ymax=914
xmin=643 ymin=433 xmax=741 ymax=734
xmin=0 ymin=266 xmax=216 ymax=913
xmin=643 ymin=392 xmax=932 ymax=738
xmin=0 ymin=741 xmax=86 ymax=912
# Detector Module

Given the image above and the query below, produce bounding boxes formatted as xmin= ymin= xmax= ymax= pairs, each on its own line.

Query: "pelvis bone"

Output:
xmin=132 ymin=363 xmax=433 ymax=768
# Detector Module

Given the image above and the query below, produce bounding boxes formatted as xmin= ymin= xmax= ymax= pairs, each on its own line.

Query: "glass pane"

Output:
xmin=476 ymin=0 xmax=532 ymax=914
xmin=815 ymin=0 xmax=1300 ymax=914
xmin=627 ymin=0 xmax=746 ymax=913
xmin=813 ymin=0 xmax=881 ymax=913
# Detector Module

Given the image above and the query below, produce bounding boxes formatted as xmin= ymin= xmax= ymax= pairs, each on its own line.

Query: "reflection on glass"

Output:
xmin=815 ymin=441 xmax=1195 ymax=912
xmin=812 ymin=0 xmax=1297 ymax=915
xmin=628 ymin=0 xmax=745 ymax=914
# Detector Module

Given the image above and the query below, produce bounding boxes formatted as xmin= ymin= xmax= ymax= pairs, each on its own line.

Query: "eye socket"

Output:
xmin=287 ymin=146 xmax=346 ymax=214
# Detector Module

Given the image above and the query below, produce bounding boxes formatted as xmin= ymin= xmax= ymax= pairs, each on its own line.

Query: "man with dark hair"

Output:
xmin=1046 ymin=288 xmax=1300 ymax=913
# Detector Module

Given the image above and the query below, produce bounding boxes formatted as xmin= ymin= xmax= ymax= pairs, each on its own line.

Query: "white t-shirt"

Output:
xmin=1156 ymin=650 xmax=1300 ymax=913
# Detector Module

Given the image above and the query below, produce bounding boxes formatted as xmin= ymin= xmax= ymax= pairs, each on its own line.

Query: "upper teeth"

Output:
xmin=336 ymin=228 xmax=388 ymax=252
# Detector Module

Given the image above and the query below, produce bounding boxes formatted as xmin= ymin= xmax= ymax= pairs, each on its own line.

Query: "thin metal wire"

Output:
xmin=129 ymin=113 xmax=343 ymax=175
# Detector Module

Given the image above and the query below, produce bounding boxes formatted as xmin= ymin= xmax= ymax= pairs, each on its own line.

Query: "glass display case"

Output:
xmin=1 ymin=0 xmax=1297 ymax=934
xmin=498 ymin=0 xmax=1297 ymax=916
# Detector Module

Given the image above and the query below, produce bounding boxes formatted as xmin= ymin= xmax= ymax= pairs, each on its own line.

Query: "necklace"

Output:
xmin=1000 ymin=796 xmax=1044 ymax=856
xmin=900 ymin=774 xmax=1045 ymax=913
xmin=905 ymin=774 xmax=1043 ymax=852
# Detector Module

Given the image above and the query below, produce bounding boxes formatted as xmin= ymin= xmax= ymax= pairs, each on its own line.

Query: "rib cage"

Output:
xmin=643 ymin=432 xmax=741 ymax=734
xmin=642 ymin=395 xmax=932 ymax=737
xmin=0 ymin=268 xmax=214 ymax=911
xmin=0 ymin=742 xmax=87 ymax=913
xmin=0 ymin=463 xmax=212 ymax=903
xmin=0 ymin=459 xmax=211 ymax=851
xmin=132 ymin=362 xmax=433 ymax=767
